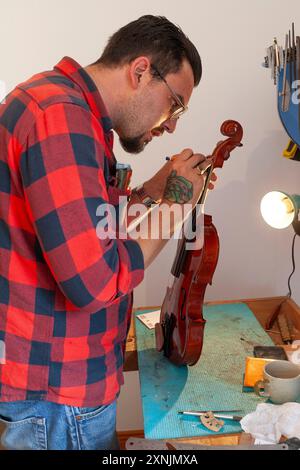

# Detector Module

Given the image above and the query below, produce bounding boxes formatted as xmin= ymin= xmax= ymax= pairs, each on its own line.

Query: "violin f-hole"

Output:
xmin=179 ymin=287 xmax=187 ymax=321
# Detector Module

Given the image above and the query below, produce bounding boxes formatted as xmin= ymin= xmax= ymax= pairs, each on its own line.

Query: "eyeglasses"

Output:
xmin=151 ymin=64 xmax=188 ymax=120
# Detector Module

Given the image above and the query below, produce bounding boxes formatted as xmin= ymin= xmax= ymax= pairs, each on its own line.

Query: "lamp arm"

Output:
xmin=292 ymin=214 xmax=300 ymax=236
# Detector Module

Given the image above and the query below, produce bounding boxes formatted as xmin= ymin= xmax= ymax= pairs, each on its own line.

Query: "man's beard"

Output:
xmin=119 ymin=133 xmax=149 ymax=154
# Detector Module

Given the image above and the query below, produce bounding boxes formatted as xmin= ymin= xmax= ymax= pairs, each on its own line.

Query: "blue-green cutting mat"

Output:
xmin=135 ymin=303 xmax=274 ymax=440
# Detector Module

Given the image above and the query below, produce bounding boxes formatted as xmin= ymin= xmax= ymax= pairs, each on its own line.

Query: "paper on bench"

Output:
xmin=137 ymin=310 xmax=161 ymax=330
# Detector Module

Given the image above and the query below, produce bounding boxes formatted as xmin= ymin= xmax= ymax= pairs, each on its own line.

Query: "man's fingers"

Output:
xmin=194 ymin=156 xmax=214 ymax=174
xmin=169 ymin=151 xmax=216 ymax=179
xmin=170 ymin=148 xmax=194 ymax=161
xmin=208 ymin=172 xmax=217 ymax=190
xmin=187 ymin=154 xmax=206 ymax=169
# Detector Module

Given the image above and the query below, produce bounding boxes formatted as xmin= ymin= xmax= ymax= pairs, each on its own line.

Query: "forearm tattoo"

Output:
xmin=163 ymin=171 xmax=194 ymax=204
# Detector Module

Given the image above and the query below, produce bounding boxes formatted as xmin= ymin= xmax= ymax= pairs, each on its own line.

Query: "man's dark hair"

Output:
xmin=93 ymin=15 xmax=202 ymax=86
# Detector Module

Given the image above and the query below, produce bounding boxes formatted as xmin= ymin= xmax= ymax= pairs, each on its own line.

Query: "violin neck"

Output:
xmin=170 ymin=164 xmax=214 ymax=278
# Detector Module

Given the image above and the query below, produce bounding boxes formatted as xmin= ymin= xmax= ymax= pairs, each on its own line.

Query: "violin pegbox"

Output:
xmin=200 ymin=411 xmax=224 ymax=432
xmin=212 ymin=120 xmax=243 ymax=169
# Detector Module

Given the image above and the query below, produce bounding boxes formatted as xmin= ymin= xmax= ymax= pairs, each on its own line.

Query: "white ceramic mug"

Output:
xmin=254 ymin=360 xmax=300 ymax=404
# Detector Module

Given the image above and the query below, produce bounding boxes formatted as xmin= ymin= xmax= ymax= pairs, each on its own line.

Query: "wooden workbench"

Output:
xmin=120 ymin=296 xmax=300 ymax=448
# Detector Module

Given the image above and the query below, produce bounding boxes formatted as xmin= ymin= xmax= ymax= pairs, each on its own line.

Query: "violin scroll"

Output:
xmin=212 ymin=120 xmax=243 ymax=168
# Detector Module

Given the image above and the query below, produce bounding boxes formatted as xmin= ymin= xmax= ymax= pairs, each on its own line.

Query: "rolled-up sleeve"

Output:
xmin=19 ymin=102 xmax=144 ymax=313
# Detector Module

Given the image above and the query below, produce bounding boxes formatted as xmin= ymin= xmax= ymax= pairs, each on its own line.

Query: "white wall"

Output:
xmin=1 ymin=0 xmax=300 ymax=431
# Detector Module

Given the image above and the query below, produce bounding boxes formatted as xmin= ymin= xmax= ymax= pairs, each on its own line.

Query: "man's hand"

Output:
xmin=129 ymin=149 xmax=218 ymax=269
xmin=143 ymin=149 xmax=217 ymax=208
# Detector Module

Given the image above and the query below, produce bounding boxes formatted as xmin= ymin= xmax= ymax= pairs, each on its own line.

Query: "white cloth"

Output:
xmin=240 ymin=403 xmax=300 ymax=444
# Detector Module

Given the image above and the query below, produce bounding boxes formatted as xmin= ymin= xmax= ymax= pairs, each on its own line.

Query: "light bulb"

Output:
xmin=261 ymin=191 xmax=295 ymax=229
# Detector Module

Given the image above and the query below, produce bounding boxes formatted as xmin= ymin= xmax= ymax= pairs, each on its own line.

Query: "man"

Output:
xmin=0 ymin=15 xmax=215 ymax=450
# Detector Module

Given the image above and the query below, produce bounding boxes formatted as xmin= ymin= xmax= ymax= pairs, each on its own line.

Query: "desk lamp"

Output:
xmin=260 ymin=191 xmax=300 ymax=343
xmin=260 ymin=191 xmax=300 ymax=235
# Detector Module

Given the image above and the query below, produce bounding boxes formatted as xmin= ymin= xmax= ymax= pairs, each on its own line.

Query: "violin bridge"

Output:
xmin=200 ymin=412 xmax=224 ymax=433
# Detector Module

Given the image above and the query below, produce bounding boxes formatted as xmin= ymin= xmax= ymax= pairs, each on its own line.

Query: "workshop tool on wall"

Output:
xmin=297 ymin=35 xmax=300 ymax=132
xmin=283 ymin=139 xmax=300 ymax=161
xmin=155 ymin=121 xmax=243 ymax=366
xmin=263 ymin=23 xmax=300 ymax=148
xmin=280 ymin=34 xmax=290 ymax=112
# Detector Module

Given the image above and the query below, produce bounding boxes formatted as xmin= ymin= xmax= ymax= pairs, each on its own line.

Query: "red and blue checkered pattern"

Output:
xmin=0 ymin=57 xmax=144 ymax=406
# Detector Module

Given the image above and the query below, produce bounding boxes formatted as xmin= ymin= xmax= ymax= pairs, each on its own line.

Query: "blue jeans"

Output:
xmin=0 ymin=399 xmax=119 ymax=450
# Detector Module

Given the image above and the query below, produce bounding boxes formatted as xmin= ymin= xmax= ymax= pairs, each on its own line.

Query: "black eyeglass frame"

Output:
xmin=150 ymin=64 xmax=188 ymax=120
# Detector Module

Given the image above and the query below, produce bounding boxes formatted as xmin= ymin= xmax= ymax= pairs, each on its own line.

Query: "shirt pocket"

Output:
xmin=0 ymin=414 xmax=47 ymax=450
xmin=107 ymin=184 xmax=129 ymax=237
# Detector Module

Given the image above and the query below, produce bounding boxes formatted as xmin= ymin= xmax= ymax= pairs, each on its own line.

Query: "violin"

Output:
xmin=155 ymin=120 xmax=243 ymax=366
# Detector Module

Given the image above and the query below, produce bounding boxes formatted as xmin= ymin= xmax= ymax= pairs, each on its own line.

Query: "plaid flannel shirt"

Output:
xmin=0 ymin=56 xmax=144 ymax=406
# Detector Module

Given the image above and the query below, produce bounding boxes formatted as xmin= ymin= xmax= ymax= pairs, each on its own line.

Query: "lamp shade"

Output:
xmin=260 ymin=191 xmax=300 ymax=230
